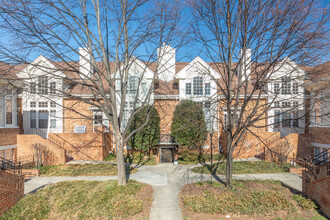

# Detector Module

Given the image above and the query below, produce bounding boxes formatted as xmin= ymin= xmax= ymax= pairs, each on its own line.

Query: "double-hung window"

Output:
xmin=93 ymin=110 xmax=103 ymax=126
xmin=224 ymin=111 xmax=239 ymax=127
xmin=205 ymin=83 xmax=211 ymax=95
xmin=50 ymin=110 xmax=56 ymax=128
xmin=274 ymin=83 xmax=280 ymax=94
xmin=128 ymin=76 xmax=138 ymax=95
xmin=50 ymin=82 xmax=56 ymax=94
xmin=141 ymin=82 xmax=147 ymax=97
xmin=5 ymin=98 xmax=12 ymax=125
xmin=281 ymin=76 xmax=291 ymax=95
xmin=186 ymin=83 xmax=191 ymax=95
xmin=30 ymin=110 xmax=36 ymax=128
xmin=30 ymin=82 xmax=36 ymax=94
xmin=292 ymin=83 xmax=299 ymax=94
xmin=193 ymin=76 xmax=203 ymax=95
xmin=292 ymin=110 xmax=299 ymax=128
xmin=204 ymin=102 xmax=211 ymax=130
xmin=282 ymin=112 xmax=291 ymax=127
xmin=38 ymin=110 xmax=49 ymax=128
xmin=38 ymin=76 xmax=48 ymax=95
xmin=274 ymin=110 xmax=280 ymax=128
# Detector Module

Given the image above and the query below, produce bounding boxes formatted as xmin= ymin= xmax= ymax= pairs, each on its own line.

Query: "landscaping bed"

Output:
xmin=191 ymin=161 xmax=289 ymax=174
xmin=180 ymin=180 xmax=325 ymax=219
xmin=177 ymin=150 xmax=224 ymax=165
xmin=1 ymin=180 xmax=152 ymax=219
xmin=104 ymin=152 xmax=157 ymax=166
xmin=39 ymin=163 xmax=136 ymax=176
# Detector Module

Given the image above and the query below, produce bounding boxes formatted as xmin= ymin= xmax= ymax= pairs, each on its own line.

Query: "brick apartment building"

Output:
xmin=0 ymin=45 xmax=327 ymax=165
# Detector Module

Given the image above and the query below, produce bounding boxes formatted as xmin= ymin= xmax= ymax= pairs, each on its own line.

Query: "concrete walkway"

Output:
xmin=24 ymin=163 xmax=302 ymax=220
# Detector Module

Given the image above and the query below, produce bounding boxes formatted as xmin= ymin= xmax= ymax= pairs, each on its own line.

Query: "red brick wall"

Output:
xmin=264 ymin=133 xmax=312 ymax=164
xmin=48 ymin=132 xmax=110 ymax=161
xmin=308 ymin=127 xmax=330 ymax=145
xmin=17 ymin=134 xmax=66 ymax=165
xmin=0 ymin=170 xmax=24 ymax=216
xmin=222 ymin=132 xmax=281 ymax=159
xmin=0 ymin=128 xmax=20 ymax=147
xmin=302 ymin=168 xmax=330 ymax=218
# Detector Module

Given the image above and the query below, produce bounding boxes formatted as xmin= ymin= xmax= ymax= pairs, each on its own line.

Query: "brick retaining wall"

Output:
xmin=0 ymin=170 xmax=24 ymax=215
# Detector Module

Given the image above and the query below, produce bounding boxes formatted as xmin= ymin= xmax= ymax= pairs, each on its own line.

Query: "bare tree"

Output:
xmin=0 ymin=0 xmax=186 ymax=185
xmin=190 ymin=0 xmax=328 ymax=188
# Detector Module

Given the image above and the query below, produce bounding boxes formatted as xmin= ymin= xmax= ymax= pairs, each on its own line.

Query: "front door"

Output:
xmin=161 ymin=148 xmax=173 ymax=163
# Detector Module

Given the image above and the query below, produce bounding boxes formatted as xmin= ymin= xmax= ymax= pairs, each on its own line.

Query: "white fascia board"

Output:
xmin=0 ymin=145 xmax=17 ymax=150
xmin=176 ymin=56 xmax=221 ymax=79
xmin=267 ymin=57 xmax=305 ymax=79
xmin=114 ymin=57 xmax=154 ymax=79
xmin=311 ymin=142 xmax=330 ymax=149
xmin=154 ymin=95 xmax=179 ymax=100
xmin=17 ymin=55 xmax=66 ymax=78
xmin=219 ymin=94 xmax=268 ymax=99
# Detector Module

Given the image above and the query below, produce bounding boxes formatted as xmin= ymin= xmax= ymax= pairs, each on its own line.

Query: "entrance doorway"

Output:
xmin=161 ymin=148 xmax=173 ymax=163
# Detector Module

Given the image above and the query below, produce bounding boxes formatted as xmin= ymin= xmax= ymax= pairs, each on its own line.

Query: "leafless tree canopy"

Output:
xmin=190 ymin=0 xmax=328 ymax=187
xmin=0 ymin=0 xmax=187 ymax=185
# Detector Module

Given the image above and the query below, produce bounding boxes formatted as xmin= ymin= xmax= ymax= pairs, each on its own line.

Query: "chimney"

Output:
xmin=239 ymin=48 xmax=251 ymax=81
xmin=157 ymin=43 xmax=176 ymax=82
xmin=79 ymin=47 xmax=93 ymax=79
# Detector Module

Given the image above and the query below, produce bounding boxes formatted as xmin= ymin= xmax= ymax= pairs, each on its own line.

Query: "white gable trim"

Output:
xmin=176 ymin=56 xmax=220 ymax=79
xmin=114 ymin=57 xmax=154 ymax=79
xmin=17 ymin=55 xmax=66 ymax=78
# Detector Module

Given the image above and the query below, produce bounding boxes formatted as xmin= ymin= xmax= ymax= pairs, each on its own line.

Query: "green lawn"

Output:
xmin=40 ymin=163 xmax=135 ymax=176
xmin=191 ymin=161 xmax=289 ymax=174
xmin=1 ymin=180 xmax=151 ymax=219
xmin=181 ymin=180 xmax=326 ymax=219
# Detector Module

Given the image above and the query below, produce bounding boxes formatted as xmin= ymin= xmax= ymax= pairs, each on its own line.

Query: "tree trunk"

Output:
xmin=115 ymin=135 xmax=127 ymax=186
xmin=225 ymin=134 xmax=233 ymax=188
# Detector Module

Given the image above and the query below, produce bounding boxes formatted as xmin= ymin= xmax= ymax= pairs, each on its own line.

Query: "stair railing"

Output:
xmin=0 ymin=157 xmax=22 ymax=174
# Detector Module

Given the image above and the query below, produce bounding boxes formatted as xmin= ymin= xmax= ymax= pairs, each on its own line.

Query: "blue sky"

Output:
xmin=0 ymin=0 xmax=328 ymax=65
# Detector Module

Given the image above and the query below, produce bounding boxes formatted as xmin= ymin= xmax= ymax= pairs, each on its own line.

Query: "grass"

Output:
xmin=104 ymin=152 xmax=157 ymax=165
xmin=1 ymin=180 xmax=148 ymax=219
xmin=40 ymin=163 xmax=135 ymax=176
xmin=292 ymin=194 xmax=318 ymax=210
xmin=181 ymin=180 xmax=326 ymax=219
xmin=191 ymin=161 xmax=289 ymax=174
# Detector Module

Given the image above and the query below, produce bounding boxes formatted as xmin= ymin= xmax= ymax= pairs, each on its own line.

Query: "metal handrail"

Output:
xmin=313 ymin=149 xmax=329 ymax=165
xmin=0 ymin=157 xmax=22 ymax=174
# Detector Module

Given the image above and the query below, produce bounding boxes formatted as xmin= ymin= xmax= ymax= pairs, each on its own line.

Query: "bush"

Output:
xmin=171 ymin=100 xmax=207 ymax=149
xmin=128 ymin=105 xmax=160 ymax=154
xmin=104 ymin=153 xmax=116 ymax=161
xmin=292 ymin=194 xmax=318 ymax=210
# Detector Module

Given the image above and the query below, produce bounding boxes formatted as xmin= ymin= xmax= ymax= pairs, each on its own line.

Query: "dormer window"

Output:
xmin=128 ymin=76 xmax=138 ymax=95
xmin=193 ymin=76 xmax=203 ymax=95
xmin=281 ymin=76 xmax=291 ymax=95
xmin=185 ymin=83 xmax=191 ymax=95
xmin=205 ymin=83 xmax=210 ymax=95
xmin=38 ymin=76 xmax=48 ymax=95
xmin=50 ymin=82 xmax=56 ymax=94
xmin=30 ymin=82 xmax=36 ymax=94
